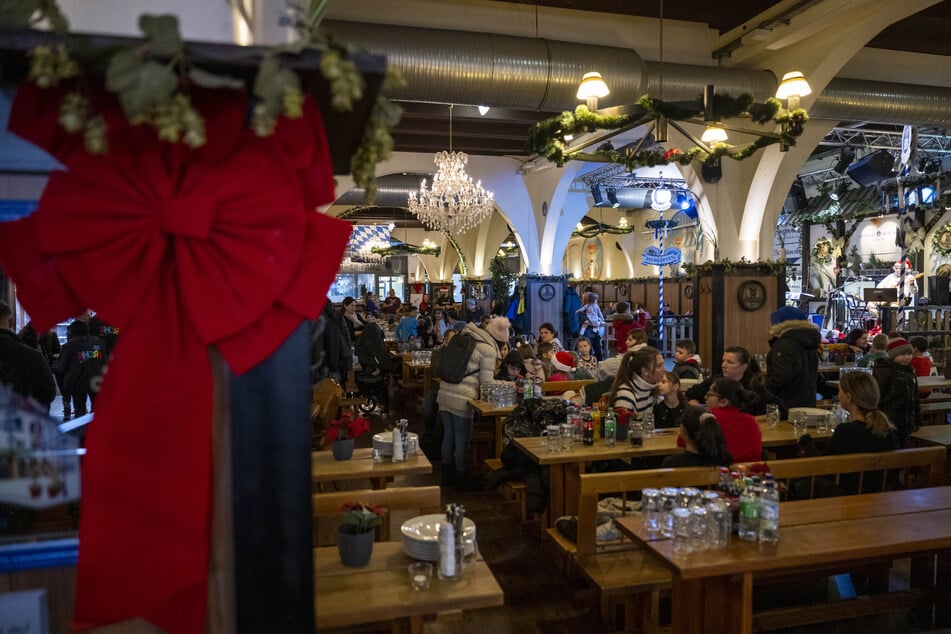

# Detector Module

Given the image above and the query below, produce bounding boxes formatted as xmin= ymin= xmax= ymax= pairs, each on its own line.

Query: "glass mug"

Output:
xmin=790 ymin=410 xmax=808 ymax=437
xmin=545 ymin=424 xmax=560 ymax=453
xmin=765 ymin=403 xmax=780 ymax=430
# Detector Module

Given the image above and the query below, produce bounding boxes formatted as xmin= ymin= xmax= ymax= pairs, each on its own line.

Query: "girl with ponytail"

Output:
xmin=662 ymin=406 xmax=733 ymax=467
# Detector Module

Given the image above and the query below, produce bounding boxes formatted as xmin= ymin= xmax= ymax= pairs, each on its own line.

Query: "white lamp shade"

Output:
xmin=775 ymin=71 xmax=812 ymax=99
xmin=701 ymin=125 xmax=728 ymax=143
xmin=577 ymin=72 xmax=610 ymax=100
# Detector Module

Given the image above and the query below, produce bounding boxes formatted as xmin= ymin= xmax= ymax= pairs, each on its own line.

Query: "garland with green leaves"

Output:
xmin=932 ymin=223 xmax=951 ymax=259
xmin=682 ymin=259 xmax=787 ymax=276
xmin=527 ymin=93 xmax=808 ymax=170
xmin=2 ymin=0 xmax=401 ymax=203
xmin=370 ymin=243 xmax=440 ymax=257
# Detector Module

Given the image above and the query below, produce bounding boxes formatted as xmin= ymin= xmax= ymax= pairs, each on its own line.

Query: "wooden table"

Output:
xmin=469 ymin=399 xmax=516 ymax=456
xmin=515 ymin=423 xmax=830 ymax=523
xmin=315 ymin=541 xmax=504 ymax=632
xmin=312 ymin=447 xmax=432 ymax=490
xmin=910 ymin=426 xmax=951 ymax=482
xmin=406 ymin=360 xmax=434 ymax=394
xmin=615 ymin=487 xmax=951 ymax=634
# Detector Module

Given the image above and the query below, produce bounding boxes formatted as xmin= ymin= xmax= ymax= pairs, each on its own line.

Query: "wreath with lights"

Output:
xmin=932 ymin=223 xmax=951 ymax=258
xmin=812 ymin=237 xmax=834 ymax=265
xmin=527 ymin=94 xmax=808 ymax=170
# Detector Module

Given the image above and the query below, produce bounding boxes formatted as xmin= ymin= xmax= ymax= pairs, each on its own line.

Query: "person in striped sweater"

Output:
xmin=607 ymin=346 xmax=665 ymax=415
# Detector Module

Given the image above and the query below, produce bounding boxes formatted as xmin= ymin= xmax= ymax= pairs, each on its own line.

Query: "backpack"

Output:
xmin=432 ymin=332 xmax=477 ymax=383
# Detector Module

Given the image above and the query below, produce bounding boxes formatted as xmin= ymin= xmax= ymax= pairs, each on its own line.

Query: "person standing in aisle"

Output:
xmin=0 ymin=301 xmax=56 ymax=411
xmin=436 ymin=318 xmax=505 ymax=490
xmin=576 ymin=292 xmax=606 ymax=361
xmin=54 ymin=320 xmax=106 ymax=418
xmin=765 ymin=306 xmax=821 ymax=409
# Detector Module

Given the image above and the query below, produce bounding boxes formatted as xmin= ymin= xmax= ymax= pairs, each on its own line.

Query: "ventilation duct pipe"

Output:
xmin=611 ymin=188 xmax=653 ymax=210
xmin=335 ymin=174 xmax=426 ymax=207
xmin=326 ymin=19 xmax=951 ymax=127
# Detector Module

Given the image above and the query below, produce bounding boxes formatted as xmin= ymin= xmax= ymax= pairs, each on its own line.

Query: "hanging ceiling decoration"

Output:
xmin=408 ymin=104 xmax=495 ymax=235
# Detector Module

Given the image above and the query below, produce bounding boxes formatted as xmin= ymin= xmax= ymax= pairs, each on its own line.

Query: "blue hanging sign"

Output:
xmin=641 ymin=246 xmax=682 ymax=266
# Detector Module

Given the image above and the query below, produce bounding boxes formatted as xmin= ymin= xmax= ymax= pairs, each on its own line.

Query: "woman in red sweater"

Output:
xmin=702 ymin=378 xmax=763 ymax=462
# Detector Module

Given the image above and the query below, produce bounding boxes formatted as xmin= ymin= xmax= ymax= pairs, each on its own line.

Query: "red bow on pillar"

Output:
xmin=0 ymin=82 xmax=351 ymax=632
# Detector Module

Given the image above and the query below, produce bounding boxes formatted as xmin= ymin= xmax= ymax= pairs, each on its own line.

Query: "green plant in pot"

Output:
xmin=327 ymin=411 xmax=370 ymax=460
xmin=337 ymin=501 xmax=387 ymax=567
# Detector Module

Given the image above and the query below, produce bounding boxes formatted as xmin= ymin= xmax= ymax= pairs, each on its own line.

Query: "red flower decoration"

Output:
xmin=327 ymin=411 xmax=371 ymax=442
xmin=663 ymin=147 xmax=683 ymax=161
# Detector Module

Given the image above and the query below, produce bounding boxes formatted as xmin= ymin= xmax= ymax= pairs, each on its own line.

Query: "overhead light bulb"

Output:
xmin=478 ymin=105 xmax=490 ymax=116
xmin=618 ymin=217 xmax=628 ymax=228
xmin=576 ymin=71 xmax=610 ymax=111
xmin=651 ymin=188 xmax=672 ymax=211
xmin=701 ymin=125 xmax=728 ymax=144
xmin=388 ymin=222 xmax=396 ymax=231
xmin=775 ymin=71 xmax=811 ymax=109
xmin=576 ymin=223 xmax=585 ymax=231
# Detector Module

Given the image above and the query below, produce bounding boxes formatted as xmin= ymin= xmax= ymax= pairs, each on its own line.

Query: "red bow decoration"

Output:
xmin=1 ymin=81 xmax=351 ymax=632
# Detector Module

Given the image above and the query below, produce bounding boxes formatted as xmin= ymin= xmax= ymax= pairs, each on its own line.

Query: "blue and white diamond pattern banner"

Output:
xmin=348 ymin=225 xmax=391 ymax=262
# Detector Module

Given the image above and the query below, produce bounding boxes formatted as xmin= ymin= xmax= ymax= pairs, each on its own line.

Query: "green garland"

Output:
xmin=528 ymin=93 xmax=808 ymax=170
xmin=812 ymin=237 xmax=834 ymax=265
xmin=572 ymin=223 xmax=636 ymax=238
xmin=682 ymin=259 xmax=787 ymax=276
xmin=932 ymin=223 xmax=951 ymax=258
xmin=370 ymin=244 xmax=440 ymax=257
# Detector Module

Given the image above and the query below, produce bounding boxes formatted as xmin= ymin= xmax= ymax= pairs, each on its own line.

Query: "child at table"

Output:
xmin=661 ymin=406 xmax=732 ymax=468
xmin=909 ymin=336 xmax=933 ymax=377
xmin=653 ymin=371 xmax=686 ymax=429
xmin=857 ymin=333 xmax=888 ymax=368
xmin=697 ymin=378 xmax=762 ymax=462
xmin=574 ymin=336 xmax=600 ymax=375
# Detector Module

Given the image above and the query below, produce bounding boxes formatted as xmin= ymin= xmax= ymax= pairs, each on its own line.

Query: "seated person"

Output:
xmin=661 ymin=406 xmax=733 ymax=468
xmin=672 ymin=339 xmax=701 ymax=379
xmin=496 ymin=349 xmax=526 ymax=381
xmin=574 ymin=336 xmax=600 ymax=374
xmin=653 ymin=371 xmax=686 ymax=429
xmin=857 ymin=333 xmax=888 ymax=367
xmin=910 ymin=335 xmax=933 ymax=377
xmin=394 ymin=306 xmax=420 ymax=341
xmin=799 ymin=371 xmax=898 ymax=494
xmin=537 ymin=341 xmax=555 ymax=378
xmin=517 ymin=343 xmax=546 ymax=382
xmin=607 ymin=347 xmax=663 ymax=415
xmin=548 ymin=351 xmax=576 ymax=382
xmin=693 ymin=377 xmax=762 ymax=462
xmin=624 ymin=328 xmax=648 ymax=355
xmin=685 ymin=346 xmax=780 ymax=418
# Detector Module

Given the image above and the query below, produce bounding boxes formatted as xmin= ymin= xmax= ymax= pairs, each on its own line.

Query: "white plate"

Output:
xmin=372 ymin=431 xmax=419 ymax=456
xmin=788 ymin=407 xmax=830 ymax=427
xmin=401 ymin=514 xmax=476 ymax=542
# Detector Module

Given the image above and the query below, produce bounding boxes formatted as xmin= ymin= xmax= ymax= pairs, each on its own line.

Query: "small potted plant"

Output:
xmin=337 ymin=501 xmax=386 ymax=567
xmin=327 ymin=411 xmax=371 ymax=461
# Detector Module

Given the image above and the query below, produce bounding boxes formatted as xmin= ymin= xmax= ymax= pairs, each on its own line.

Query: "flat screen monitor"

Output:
xmin=863 ymin=287 xmax=897 ymax=303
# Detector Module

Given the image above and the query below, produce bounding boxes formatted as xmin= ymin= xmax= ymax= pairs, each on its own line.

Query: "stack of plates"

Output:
xmin=372 ymin=431 xmax=419 ymax=456
xmin=401 ymin=514 xmax=477 ymax=561
xmin=788 ymin=407 xmax=829 ymax=427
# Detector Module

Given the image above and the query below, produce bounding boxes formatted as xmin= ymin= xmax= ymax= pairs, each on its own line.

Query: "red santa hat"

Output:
xmin=552 ymin=351 xmax=576 ymax=373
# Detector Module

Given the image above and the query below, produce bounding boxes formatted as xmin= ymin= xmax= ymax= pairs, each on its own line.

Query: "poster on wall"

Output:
xmin=582 ymin=237 xmax=603 ymax=280
xmin=775 ymin=223 xmax=802 ymax=296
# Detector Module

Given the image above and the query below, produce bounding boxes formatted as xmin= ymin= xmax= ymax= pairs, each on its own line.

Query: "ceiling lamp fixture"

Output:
xmin=700 ymin=125 xmax=728 ymax=144
xmin=775 ymin=71 xmax=812 ymax=110
xmin=408 ymin=104 xmax=495 ymax=236
xmin=576 ymin=71 xmax=610 ymax=111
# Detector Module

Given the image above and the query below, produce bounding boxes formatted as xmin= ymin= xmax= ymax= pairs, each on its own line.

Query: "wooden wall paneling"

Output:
xmin=0 ymin=566 xmax=76 ymax=634
xmin=722 ymin=275 xmax=775 ymax=357
xmin=527 ymin=280 xmax=564 ymax=338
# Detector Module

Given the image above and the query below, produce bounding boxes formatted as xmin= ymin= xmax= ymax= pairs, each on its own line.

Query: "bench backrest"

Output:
xmin=314 ymin=485 xmax=442 ymax=542
xmin=541 ymin=379 xmax=595 ymax=395
xmin=573 ymin=446 xmax=946 ymax=557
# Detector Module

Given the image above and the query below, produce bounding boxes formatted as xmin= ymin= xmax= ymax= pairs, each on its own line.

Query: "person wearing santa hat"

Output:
xmin=872 ymin=336 xmax=921 ymax=446
xmin=549 ymin=350 xmax=576 ymax=382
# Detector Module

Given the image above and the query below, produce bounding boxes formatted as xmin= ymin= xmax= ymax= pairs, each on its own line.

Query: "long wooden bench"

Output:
xmin=551 ymin=447 xmax=947 ymax=632
xmin=313 ymin=485 xmax=442 ymax=543
xmin=541 ymin=379 xmax=594 ymax=395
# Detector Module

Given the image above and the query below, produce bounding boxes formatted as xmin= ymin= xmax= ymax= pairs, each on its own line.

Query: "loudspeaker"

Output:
xmin=790 ymin=179 xmax=808 ymax=210
xmin=846 ymin=149 xmax=895 ymax=186
xmin=928 ymin=277 xmax=950 ymax=306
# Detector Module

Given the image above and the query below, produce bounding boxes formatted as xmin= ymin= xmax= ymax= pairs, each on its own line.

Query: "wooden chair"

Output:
xmin=313 ymin=485 xmax=442 ymax=543
xmin=311 ymin=377 xmax=342 ymax=449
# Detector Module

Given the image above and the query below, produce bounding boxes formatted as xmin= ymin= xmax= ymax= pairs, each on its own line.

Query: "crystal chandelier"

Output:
xmin=408 ymin=105 xmax=494 ymax=236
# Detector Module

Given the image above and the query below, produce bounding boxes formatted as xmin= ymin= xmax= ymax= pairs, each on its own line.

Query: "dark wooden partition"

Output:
xmin=692 ymin=265 xmax=786 ymax=370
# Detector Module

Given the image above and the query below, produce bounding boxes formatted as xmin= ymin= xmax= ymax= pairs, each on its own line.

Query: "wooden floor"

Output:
xmin=330 ymin=384 xmax=942 ymax=633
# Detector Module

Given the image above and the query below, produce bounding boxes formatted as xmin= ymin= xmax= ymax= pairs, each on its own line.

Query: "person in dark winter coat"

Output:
xmin=873 ymin=337 xmax=921 ymax=446
xmin=54 ymin=320 xmax=106 ymax=417
xmin=563 ymin=284 xmax=582 ymax=339
xmin=765 ymin=306 xmax=821 ymax=409
xmin=87 ymin=314 xmax=120 ymax=359
xmin=0 ymin=302 xmax=57 ymax=411
xmin=313 ymin=299 xmax=352 ymax=384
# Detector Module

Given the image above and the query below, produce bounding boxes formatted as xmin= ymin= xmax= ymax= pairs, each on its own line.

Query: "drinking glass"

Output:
xmin=560 ymin=423 xmax=573 ymax=451
xmin=660 ymin=487 xmax=680 ymax=537
xmin=671 ymin=508 xmax=693 ymax=555
xmin=690 ymin=507 xmax=710 ymax=551
xmin=765 ymin=403 xmax=780 ymax=430
xmin=641 ymin=488 xmax=662 ymax=534
xmin=640 ymin=411 xmax=655 ymax=439
xmin=790 ymin=410 xmax=808 ymax=437
xmin=546 ymin=424 xmax=560 ymax=453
